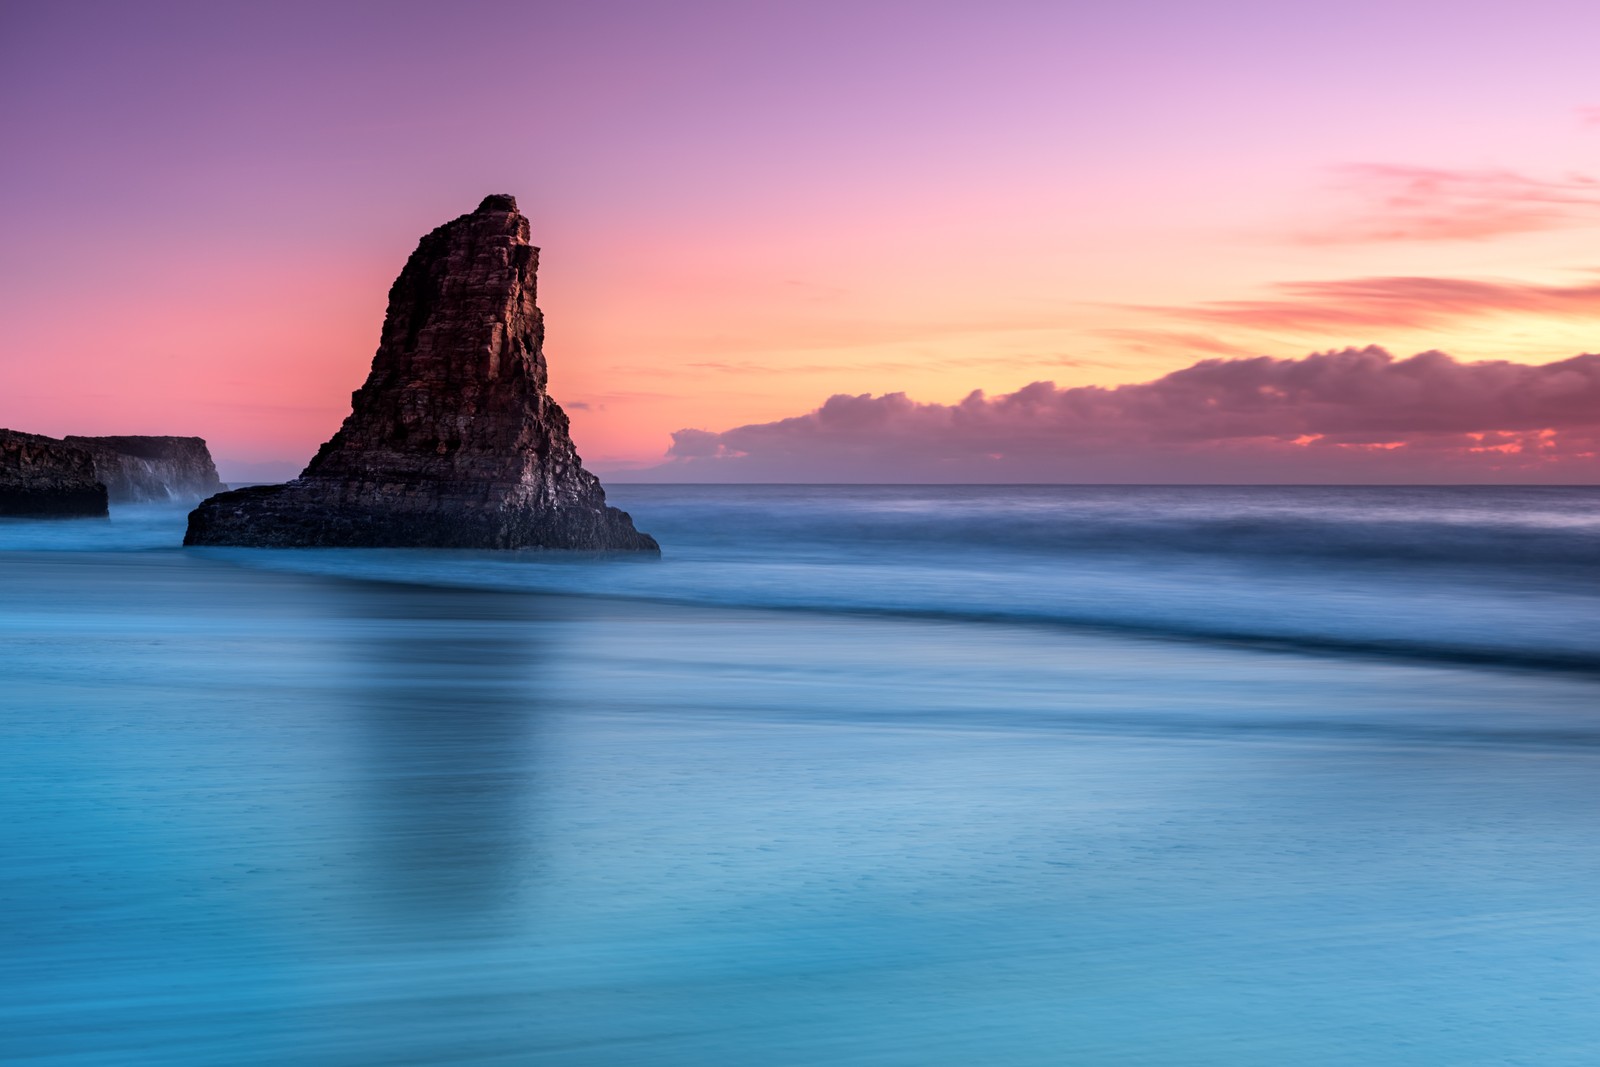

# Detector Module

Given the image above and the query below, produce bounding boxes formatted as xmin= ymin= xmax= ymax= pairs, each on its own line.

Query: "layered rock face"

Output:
xmin=65 ymin=436 xmax=225 ymax=503
xmin=0 ymin=429 xmax=108 ymax=516
xmin=186 ymin=195 xmax=656 ymax=551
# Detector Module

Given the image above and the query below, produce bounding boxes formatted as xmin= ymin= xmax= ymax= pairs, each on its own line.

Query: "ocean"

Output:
xmin=3 ymin=485 xmax=1599 ymax=1065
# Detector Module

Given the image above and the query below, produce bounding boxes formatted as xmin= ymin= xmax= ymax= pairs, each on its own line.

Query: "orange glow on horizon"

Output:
xmin=5 ymin=5 xmax=1600 ymax=482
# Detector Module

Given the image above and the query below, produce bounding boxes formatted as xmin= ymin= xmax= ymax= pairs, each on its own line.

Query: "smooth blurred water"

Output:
xmin=3 ymin=487 xmax=1600 ymax=1064
xmin=201 ymin=485 xmax=1600 ymax=671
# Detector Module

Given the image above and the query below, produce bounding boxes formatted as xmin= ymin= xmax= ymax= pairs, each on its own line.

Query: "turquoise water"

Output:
xmin=4 ymin=487 xmax=1600 ymax=1064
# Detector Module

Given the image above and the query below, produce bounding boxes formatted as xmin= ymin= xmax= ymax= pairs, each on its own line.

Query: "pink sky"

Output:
xmin=2 ymin=1 xmax=1599 ymax=481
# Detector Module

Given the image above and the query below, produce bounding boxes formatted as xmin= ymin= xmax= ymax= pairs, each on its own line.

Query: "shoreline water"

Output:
xmin=5 ymin=486 xmax=1600 ymax=1064
xmin=15 ymin=483 xmax=1591 ymax=676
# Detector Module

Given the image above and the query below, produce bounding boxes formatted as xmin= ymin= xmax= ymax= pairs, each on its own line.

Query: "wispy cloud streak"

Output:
xmin=1301 ymin=164 xmax=1600 ymax=243
xmin=1162 ymin=274 xmax=1600 ymax=334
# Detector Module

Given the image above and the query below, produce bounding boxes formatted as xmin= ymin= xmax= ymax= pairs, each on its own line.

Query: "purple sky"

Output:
xmin=3 ymin=0 xmax=1599 ymax=480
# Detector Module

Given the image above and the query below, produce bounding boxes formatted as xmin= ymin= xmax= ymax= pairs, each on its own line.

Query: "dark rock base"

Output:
xmin=1 ymin=428 xmax=110 ymax=517
xmin=184 ymin=484 xmax=659 ymax=551
xmin=0 ymin=486 xmax=109 ymax=518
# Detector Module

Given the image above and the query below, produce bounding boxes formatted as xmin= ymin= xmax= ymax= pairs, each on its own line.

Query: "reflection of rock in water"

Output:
xmin=330 ymin=579 xmax=550 ymax=925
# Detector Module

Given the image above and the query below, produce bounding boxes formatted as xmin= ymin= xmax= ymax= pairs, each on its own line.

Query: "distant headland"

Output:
xmin=1 ymin=430 xmax=223 ymax=516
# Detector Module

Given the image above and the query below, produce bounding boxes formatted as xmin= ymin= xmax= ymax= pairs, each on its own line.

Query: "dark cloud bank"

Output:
xmin=641 ymin=348 xmax=1600 ymax=483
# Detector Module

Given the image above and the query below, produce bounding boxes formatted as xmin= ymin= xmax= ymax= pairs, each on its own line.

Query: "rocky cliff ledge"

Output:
xmin=0 ymin=429 xmax=108 ymax=516
xmin=66 ymin=436 xmax=225 ymax=504
xmin=185 ymin=195 xmax=656 ymax=551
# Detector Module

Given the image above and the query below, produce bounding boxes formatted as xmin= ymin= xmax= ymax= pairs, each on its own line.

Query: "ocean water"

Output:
xmin=3 ymin=485 xmax=1599 ymax=1065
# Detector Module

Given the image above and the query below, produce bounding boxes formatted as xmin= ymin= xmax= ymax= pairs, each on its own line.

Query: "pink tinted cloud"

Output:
xmin=1166 ymin=274 xmax=1600 ymax=334
xmin=648 ymin=348 xmax=1600 ymax=483
xmin=1302 ymin=164 xmax=1600 ymax=243
xmin=1094 ymin=329 xmax=1265 ymax=359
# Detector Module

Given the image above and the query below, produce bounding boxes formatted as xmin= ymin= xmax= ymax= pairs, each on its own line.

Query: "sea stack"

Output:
xmin=185 ymin=195 xmax=657 ymax=551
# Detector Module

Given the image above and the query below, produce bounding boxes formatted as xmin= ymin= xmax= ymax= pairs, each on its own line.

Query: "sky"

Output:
xmin=2 ymin=0 xmax=1598 ymax=482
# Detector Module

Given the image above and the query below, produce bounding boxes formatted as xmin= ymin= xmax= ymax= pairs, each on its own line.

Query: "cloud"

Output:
xmin=644 ymin=348 xmax=1600 ymax=483
xmin=666 ymin=428 xmax=725 ymax=458
xmin=1095 ymin=328 xmax=1265 ymax=359
xmin=1161 ymin=274 xmax=1600 ymax=335
xmin=1301 ymin=164 xmax=1600 ymax=243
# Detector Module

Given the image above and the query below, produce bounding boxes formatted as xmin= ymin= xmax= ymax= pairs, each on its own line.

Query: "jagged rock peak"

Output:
xmin=184 ymin=196 xmax=658 ymax=551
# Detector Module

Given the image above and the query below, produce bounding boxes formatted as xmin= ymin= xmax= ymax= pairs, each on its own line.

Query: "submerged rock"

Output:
xmin=65 ymin=435 xmax=225 ymax=504
xmin=185 ymin=195 xmax=657 ymax=551
xmin=0 ymin=429 xmax=108 ymax=517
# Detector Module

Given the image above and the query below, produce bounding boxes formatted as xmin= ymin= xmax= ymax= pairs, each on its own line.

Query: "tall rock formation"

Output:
xmin=0 ymin=429 xmax=108 ymax=517
xmin=185 ymin=195 xmax=657 ymax=551
xmin=66 ymin=436 xmax=225 ymax=504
